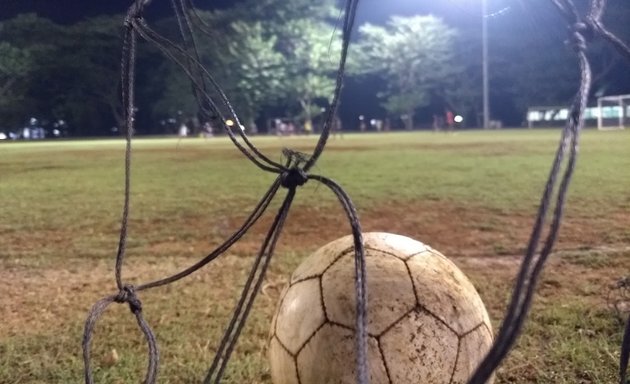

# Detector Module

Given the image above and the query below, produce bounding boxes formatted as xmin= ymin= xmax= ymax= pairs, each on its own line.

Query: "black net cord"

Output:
xmin=81 ymin=0 xmax=630 ymax=383
xmin=170 ymin=0 xmax=203 ymax=88
xmin=309 ymin=174 xmax=368 ymax=384
xmin=114 ymin=15 xmax=137 ymax=292
xmin=620 ymin=316 xmax=630 ymax=383
xmin=204 ymin=188 xmax=296 ymax=384
xmin=82 ymin=287 xmax=159 ymax=384
xmin=169 ymin=0 xmax=282 ymax=170
xmin=136 ymin=177 xmax=282 ymax=291
xmin=140 ymin=3 xmax=286 ymax=171
xmin=174 ymin=0 xmax=288 ymax=171
xmin=303 ymin=0 xmax=360 ymax=173
xmin=182 ymin=0 xmax=218 ymax=39
xmin=83 ymin=4 xmax=162 ymax=383
xmin=131 ymin=17 xmax=284 ymax=173
xmin=467 ymin=0 xmax=596 ymax=381
xmin=83 ymin=296 xmax=115 ymax=384
xmin=170 ymin=0 xmax=210 ymax=121
xmin=84 ymin=1 xmax=368 ymax=383
xmin=134 ymin=17 xmax=280 ymax=172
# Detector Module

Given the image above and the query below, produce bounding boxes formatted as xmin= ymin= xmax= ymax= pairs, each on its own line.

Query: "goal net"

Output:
xmin=597 ymin=94 xmax=630 ymax=130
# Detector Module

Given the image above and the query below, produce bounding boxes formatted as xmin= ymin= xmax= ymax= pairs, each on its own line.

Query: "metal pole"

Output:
xmin=482 ymin=0 xmax=490 ymax=129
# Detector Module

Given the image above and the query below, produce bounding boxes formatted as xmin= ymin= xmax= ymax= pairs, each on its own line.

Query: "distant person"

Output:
xmin=203 ymin=122 xmax=214 ymax=137
xmin=190 ymin=116 xmax=200 ymax=134
xmin=304 ymin=120 xmax=313 ymax=135
xmin=178 ymin=123 xmax=188 ymax=137
xmin=358 ymin=115 xmax=367 ymax=132
xmin=332 ymin=116 xmax=343 ymax=139
xmin=375 ymin=119 xmax=383 ymax=132
xmin=445 ymin=110 xmax=455 ymax=133
xmin=277 ymin=119 xmax=286 ymax=136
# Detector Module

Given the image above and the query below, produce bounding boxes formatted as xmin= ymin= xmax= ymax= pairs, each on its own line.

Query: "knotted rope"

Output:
xmin=80 ymin=0 xmax=630 ymax=383
xmin=82 ymin=1 xmax=368 ymax=383
xmin=469 ymin=0 xmax=630 ymax=383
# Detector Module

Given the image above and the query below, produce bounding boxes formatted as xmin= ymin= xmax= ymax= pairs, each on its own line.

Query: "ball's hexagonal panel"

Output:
xmin=296 ymin=323 xmax=389 ymax=384
xmin=269 ymin=284 xmax=291 ymax=340
xmin=379 ymin=308 xmax=459 ymax=384
xmin=291 ymin=237 xmax=353 ymax=284
xmin=322 ymin=249 xmax=416 ymax=336
xmin=450 ymin=324 xmax=494 ymax=384
xmin=364 ymin=232 xmax=428 ymax=260
xmin=407 ymin=250 xmax=489 ymax=335
xmin=291 ymin=233 xmax=427 ymax=284
xmin=274 ymin=278 xmax=326 ymax=355
xmin=268 ymin=336 xmax=299 ymax=384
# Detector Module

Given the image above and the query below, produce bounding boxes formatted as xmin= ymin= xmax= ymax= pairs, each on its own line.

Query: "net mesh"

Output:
xmin=80 ymin=0 xmax=630 ymax=383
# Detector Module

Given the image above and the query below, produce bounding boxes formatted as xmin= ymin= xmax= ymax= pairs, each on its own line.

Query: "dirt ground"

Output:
xmin=2 ymin=200 xmax=628 ymax=339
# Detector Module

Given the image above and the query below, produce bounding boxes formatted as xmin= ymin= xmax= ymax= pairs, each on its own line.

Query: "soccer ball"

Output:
xmin=268 ymin=232 xmax=493 ymax=384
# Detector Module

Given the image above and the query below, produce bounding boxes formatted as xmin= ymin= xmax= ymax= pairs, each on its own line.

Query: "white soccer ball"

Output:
xmin=268 ymin=232 xmax=493 ymax=384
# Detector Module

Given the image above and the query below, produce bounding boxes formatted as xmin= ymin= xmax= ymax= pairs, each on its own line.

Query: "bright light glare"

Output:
xmin=225 ymin=119 xmax=234 ymax=127
xmin=454 ymin=115 xmax=464 ymax=123
xmin=0 ymin=132 xmax=6 ymax=140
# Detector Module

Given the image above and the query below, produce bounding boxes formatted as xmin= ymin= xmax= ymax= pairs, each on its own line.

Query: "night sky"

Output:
xmin=2 ymin=0 xmax=234 ymax=24
xmin=1 ymin=0 xmax=567 ymax=57
xmin=3 ymin=0 xmax=522 ymax=27
xmin=2 ymin=0 xmax=575 ymax=56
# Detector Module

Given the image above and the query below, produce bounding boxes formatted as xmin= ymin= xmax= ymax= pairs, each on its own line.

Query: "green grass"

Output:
xmin=3 ymin=130 xmax=629 ymax=223
xmin=502 ymin=303 xmax=620 ymax=383
xmin=1 ymin=129 xmax=630 ymax=383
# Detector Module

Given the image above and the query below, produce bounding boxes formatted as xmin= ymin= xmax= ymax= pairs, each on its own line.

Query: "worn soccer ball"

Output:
xmin=268 ymin=232 xmax=493 ymax=384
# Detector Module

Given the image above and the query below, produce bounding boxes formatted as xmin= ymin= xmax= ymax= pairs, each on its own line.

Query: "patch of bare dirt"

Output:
xmin=0 ymin=254 xmax=271 ymax=338
xmin=321 ymin=141 xmax=528 ymax=156
xmin=2 ymin=199 xmax=629 ymax=338
xmin=202 ymin=199 xmax=630 ymax=259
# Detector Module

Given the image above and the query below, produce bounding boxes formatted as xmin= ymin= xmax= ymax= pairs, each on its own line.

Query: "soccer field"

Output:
xmin=1 ymin=129 xmax=630 ymax=383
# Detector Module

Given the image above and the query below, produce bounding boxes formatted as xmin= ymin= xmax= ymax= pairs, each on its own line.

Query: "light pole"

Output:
xmin=482 ymin=0 xmax=490 ymax=129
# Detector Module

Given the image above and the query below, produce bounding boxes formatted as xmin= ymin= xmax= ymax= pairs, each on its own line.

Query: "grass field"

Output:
xmin=1 ymin=129 xmax=630 ymax=383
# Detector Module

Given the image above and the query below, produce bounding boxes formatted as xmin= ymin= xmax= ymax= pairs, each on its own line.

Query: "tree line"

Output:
xmin=0 ymin=0 xmax=627 ymax=136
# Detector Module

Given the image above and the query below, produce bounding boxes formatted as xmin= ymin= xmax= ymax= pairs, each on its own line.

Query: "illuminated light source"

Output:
xmin=454 ymin=115 xmax=464 ymax=123
xmin=225 ymin=119 xmax=235 ymax=127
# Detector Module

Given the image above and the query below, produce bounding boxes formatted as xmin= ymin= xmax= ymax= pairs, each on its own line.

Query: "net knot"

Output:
xmin=281 ymin=167 xmax=308 ymax=189
xmin=115 ymin=284 xmax=143 ymax=314
xmin=280 ymin=148 xmax=310 ymax=189
xmin=567 ymin=21 xmax=594 ymax=52
xmin=124 ymin=15 xmax=134 ymax=28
